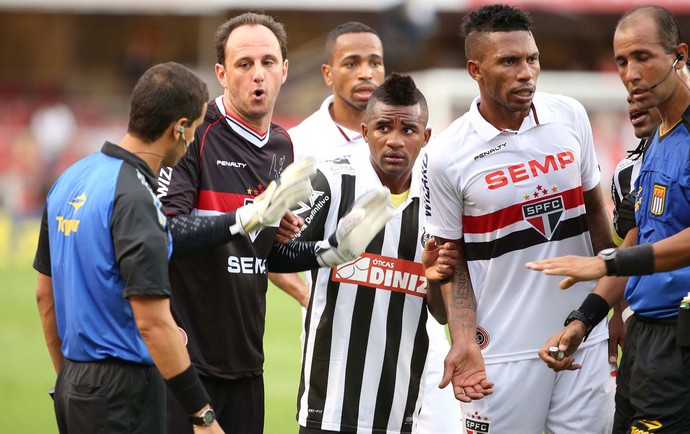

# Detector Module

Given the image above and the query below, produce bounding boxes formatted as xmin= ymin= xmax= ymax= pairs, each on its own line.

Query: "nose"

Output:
xmin=386 ymin=131 xmax=405 ymax=148
xmin=516 ymin=59 xmax=535 ymax=82
xmin=358 ymin=63 xmax=374 ymax=80
xmin=620 ymin=61 xmax=642 ymax=87
xmin=253 ymin=65 xmax=265 ymax=82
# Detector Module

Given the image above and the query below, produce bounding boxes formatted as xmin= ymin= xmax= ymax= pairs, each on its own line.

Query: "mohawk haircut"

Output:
xmin=367 ymin=72 xmax=428 ymax=116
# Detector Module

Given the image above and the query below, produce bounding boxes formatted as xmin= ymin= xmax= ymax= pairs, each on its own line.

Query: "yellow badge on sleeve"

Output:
xmin=650 ymin=183 xmax=667 ymax=216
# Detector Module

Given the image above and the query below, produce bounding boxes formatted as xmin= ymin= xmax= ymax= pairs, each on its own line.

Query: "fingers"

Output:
xmin=559 ymin=276 xmax=577 ymax=289
xmin=451 ymin=381 xmax=493 ymax=403
xmin=607 ymin=336 xmax=619 ymax=365
xmin=438 ymin=364 xmax=452 ymax=389
xmin=275 ymin=212 xmax=301 ymax=243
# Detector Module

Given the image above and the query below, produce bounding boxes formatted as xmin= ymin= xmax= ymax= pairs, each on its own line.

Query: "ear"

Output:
xmin=361 ymin=122 xmax=368 ymax=142
xmin=322 ymin=64 xmax=332 ymax=87
xmin=215 ymin=63 xmax=227 ymax=89
xmin=173 ymin=119 xmax=188 ymax=139
xmin=281 ymin=59 xmax=289 ymax=85
xmin=676 ymin=44 xmax=688 ymax=69
xmin=467 ymin=59 xmax=482 ymax=83
xmin=422 ymin=127 xmax=432 ymax=147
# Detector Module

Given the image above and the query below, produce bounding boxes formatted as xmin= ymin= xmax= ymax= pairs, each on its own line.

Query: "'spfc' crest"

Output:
xmin=522 ymin=196 xmax=564 ymax=239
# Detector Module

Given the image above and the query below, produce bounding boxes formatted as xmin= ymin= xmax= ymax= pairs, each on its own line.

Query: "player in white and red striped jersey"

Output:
xmin=422 ymin=5 xmax=615 ymax=433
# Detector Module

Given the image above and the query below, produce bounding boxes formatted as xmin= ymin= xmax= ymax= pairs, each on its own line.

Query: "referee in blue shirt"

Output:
xmin=33 ymin=63 xmax=223 ymax=433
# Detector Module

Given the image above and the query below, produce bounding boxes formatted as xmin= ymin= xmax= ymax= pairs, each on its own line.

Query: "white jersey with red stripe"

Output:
xmin=423 ymin=92 xmax=608 ymax=364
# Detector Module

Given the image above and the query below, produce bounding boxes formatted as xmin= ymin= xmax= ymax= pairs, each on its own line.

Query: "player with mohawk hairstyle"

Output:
xmin=292 ymin=72 xmax=470 ymax=434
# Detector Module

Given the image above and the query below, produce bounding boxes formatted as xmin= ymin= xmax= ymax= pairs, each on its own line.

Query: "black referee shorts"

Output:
xmin=54 ymin=358 xmax=166 ymax=434
xmin=614 ymin=314 xmax=690 ymax=434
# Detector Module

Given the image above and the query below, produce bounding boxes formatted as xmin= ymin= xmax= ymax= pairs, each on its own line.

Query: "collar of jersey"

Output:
xmin=350 ymin=150 xmax=422 ymax=210
xmin=215 ymin=95 xmax=270 ymax=148
xmin=320 ymin=94 xmax=363 ymax=143
xmin=469 ymin=93 xmax=552 ymax=142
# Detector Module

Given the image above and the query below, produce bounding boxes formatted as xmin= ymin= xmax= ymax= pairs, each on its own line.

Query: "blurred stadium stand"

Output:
xmin=1 ymin=0 xmax=689 ymax=265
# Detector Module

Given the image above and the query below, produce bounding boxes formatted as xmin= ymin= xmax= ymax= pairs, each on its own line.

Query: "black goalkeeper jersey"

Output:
xmin=158 ymin=96 xmax=293 ymax=379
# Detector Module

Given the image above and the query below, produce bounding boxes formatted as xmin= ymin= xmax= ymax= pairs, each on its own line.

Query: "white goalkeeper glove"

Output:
xmin=316 ymin=187 xmax=394 ymax=267
xmin=231 ymin=157 xmax=317 ymax=236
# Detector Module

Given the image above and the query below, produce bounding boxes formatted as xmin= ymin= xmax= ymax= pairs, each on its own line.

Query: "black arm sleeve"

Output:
xmin=168 ymin=213 xmax=239 ymax=257
xmin=33 ymin=207 xmax=51 ymax=275
xmin=267 ymin=240 xmax=321 ymax=272
xmin=614 ymin=192 xmax=637 ymax=242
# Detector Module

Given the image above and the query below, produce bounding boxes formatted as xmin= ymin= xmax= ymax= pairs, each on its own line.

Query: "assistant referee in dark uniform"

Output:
xmin=33 ymin=63 xmax=223 ymax=434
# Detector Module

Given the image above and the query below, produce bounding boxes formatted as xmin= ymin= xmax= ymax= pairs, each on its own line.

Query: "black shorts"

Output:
xmin=614 ymin=314 xmax=690 ymax=433
xmin=54 ymin=358 xmax=166 ymax=434
xmin=167 ymin=374 xmax=264 ymax=434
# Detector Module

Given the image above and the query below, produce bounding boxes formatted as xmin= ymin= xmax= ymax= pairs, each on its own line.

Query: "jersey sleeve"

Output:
xmin=421 ymin=150 xmax=464 ymax=240
xmin=613 ymin=192 xmax=637 ymax=246
xmin=573 ymin=99 xmax=601 ymax=191
xmin=112 ymin=164 xmax=171 ymax=298
xmin=33 ymin=207 xmax=51 ymax=276
xmin=157 ymin=137 xmax=202 ymax=216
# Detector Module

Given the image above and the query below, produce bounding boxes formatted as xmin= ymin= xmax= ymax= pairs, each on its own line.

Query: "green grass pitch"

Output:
xmin=0 ymin=264 xmax=303 ymax=434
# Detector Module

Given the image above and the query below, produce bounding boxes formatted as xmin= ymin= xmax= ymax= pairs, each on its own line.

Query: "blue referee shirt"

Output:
xmin=34 ymin=142 xmax=172 ymax=364
xmin=626 ymin=107 xmax=690 ymax=318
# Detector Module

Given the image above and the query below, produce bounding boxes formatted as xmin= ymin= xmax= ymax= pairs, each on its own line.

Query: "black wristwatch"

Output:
xmin=189 ymin=407 xmax=216 ymax=426
xmin=598 ymin=248 xmax=618 ymax=276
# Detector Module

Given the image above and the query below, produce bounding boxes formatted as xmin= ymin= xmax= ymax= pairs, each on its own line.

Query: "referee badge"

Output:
xmin=650 ymin=183 xmax=667 ymax=216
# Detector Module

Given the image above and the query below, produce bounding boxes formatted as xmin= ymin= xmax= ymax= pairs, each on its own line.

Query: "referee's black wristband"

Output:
xmin=564 ymin=293 xmax=610 ymax=341
xmin=165 ymin=365 xmax=210 ymax=416
xmin=614 ymin=244 xmax=655 ymax=276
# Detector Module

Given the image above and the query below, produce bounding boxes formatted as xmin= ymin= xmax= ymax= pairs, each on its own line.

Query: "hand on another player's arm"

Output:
xmin=422 ymin=238 xmax=460 ymax=324
xmin=274 ymin=211 xmax=303 ymax=244
xmin=525 ymin=255 xmax=606 ymax=289
xmin=538 ymin=323 xmax=585 ymax=372
xmin=422 ymin=238 xmax=459 ymax=281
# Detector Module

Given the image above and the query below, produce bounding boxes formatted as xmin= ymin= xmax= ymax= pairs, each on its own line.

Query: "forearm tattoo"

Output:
xmin=450 ymin=265 xmax=477 ymax=332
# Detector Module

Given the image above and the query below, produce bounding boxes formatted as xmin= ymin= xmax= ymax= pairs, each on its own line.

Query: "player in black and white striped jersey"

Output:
xmin=289 ymin=73 xmax=478 ymax=434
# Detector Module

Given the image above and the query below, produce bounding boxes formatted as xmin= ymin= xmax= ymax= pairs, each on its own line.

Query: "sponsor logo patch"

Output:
xmin=650 ymin=183 xmax=666 ymax=216
xmin=332 ymin=253 xmax=427 ymax=297
xmin=68 ymin=193 xmax=87 ymax=211
xmin=421 ymin=153 xmax=432 ymax=217
xmin=631 ymin=419 xmax=662 ymax=433
xmin=475 ymin=326 xmax=490 ymax=350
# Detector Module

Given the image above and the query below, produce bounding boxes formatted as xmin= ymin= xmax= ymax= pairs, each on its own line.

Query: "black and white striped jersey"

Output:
xmin=611 ymin=139 xmax=646 ymax=246
xmin=294 ymin=151 xmax=430 ymax=434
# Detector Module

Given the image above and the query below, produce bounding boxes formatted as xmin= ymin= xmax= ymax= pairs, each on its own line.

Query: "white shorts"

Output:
xmin=414 ymin=318 xmax=463 ymax=433
xmin=459 ymin=341 xmax=615 ymax=434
